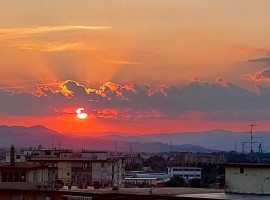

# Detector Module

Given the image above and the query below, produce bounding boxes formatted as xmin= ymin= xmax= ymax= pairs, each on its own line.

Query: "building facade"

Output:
xmin=167 ymin=167 xmax=201 ymax=180
xmin=225 ymin=163 xmax=270 ymax=194
xmin=0 ymin=163 xmax=49 ymax=190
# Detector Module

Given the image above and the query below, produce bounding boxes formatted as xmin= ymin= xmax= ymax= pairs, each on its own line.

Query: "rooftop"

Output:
xmin=0 ymin=163 xmax=48 ymax=170
xmin=29 ymin=158 xmax=114 ymax=162
xmin=224 ymin=163 xmax=270 ymax=168
xmin=61 ymin=188 xmax=270 ymax=199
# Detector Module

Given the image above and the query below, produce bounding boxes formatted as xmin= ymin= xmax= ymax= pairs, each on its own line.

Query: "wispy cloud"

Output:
xmin=14 ymin=42 xmax=95 ymax=52
xmin=247 ymin=68 xmax=270 ymax=82
xmin=0 ymin=25 xmax=111 ymax=39
xmin=104 ymin=60 xmax=144 ymax=65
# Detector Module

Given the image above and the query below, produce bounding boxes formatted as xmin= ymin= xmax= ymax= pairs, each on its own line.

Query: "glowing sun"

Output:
xmin=76 ymin=108 xmax=88 ymax=119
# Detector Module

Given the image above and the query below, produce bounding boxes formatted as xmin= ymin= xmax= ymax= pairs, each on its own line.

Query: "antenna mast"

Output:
xmin=250 ymin=124 xmax=258 ymax=154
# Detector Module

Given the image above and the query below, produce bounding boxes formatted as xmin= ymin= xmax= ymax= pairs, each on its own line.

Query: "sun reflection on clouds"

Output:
xmin=0 ymin=25 xmax=111 ymax=39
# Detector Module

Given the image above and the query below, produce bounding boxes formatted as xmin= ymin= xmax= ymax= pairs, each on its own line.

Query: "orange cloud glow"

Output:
xmin=0 ymin=25 xmax=111 ymax=39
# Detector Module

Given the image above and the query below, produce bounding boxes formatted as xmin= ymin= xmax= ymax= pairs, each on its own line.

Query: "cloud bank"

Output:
xmin=0 ymin=79 xmax=269 ymax=122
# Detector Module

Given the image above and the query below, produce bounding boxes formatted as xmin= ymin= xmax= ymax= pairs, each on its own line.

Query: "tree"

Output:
xmin=165 ymin=175 xmax=187 ymax=187
xmin=188 ymin=178 xmax=202 ymax=188
xmin=143 ymin=155 xmax=167 ymax=172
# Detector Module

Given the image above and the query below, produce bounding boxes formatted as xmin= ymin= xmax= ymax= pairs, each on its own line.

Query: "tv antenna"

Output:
xmin=250 ymin=124 xmax=258 ymax=154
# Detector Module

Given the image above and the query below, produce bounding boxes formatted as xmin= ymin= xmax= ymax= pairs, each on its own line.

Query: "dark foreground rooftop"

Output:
xmin=62 ymin=188 xmax=270 ymax=199
xmin=1 ymin=188 xmax=270 ymax=200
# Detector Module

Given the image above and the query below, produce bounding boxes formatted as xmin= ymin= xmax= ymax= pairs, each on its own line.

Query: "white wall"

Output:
xmin=225 ymin=166 xmax=270 ymax=194
xmin=168 ymin=167 xmax=201 ymax=180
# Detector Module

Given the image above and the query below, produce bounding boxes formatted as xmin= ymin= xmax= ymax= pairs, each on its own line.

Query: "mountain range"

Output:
xmin=0 ymin=125 xmax=269 ymax=153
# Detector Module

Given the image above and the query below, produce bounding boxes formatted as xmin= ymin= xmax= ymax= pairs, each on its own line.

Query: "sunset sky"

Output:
xmin=1 ymin=0 xmax=270 ymax=135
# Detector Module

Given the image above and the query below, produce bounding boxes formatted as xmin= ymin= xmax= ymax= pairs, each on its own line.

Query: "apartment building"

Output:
xmin=3 ymin=147 xmax=125 ymax=189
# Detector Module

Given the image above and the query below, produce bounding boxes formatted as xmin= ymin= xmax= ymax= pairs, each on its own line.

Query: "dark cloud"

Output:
xmin=249 ymin=57 xmax=270 ymax=64
xmin=0 ymin=79 xmax=269 ymax=122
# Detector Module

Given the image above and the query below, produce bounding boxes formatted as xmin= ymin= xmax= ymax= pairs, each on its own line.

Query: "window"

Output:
xmin=33 ymin=171 xmax=38 ymax=182
xmin=8 ymin=172 xmax=14 ymax=182
xmin=14 ymin=172 xmax=20 ymax=182
xmin=20 ymin=172 xmax=26 ymax=182
xmin=2 ymin=172 xmax=7 ymax=182
xmin=240 ymin=167 xmax=244 ymax=174
xmin=11 ymin=195 xmax=21 ymax=200
xmin=2 ymin=172 xmax=26 ymax=182
xmin=16 ymin=155 xmax=21 ymax=159
xmin=101 ymin=162 xmax=105 ymax=168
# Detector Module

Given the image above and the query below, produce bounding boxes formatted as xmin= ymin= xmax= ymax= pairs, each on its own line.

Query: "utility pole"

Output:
xmin=250 ymin=124 xmax=258 ymax=154
xmin=242 ymin=142 xmax=250 ymax=154
xmin=258 ymin=143 xmax=263 ymax=163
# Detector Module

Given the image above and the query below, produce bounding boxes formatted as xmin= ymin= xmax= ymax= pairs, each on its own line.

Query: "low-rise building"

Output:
xmin=125 ymin=177 xmax=157 ymax=188
xmin=167 ymin=167 xmax=201 ymax=180
xmin=196 ymin=153 xmax=226 ymax=165
xmin=225 ymin=163 xmax=270 ymax=194
xmin=168 ymin=152 xmax=196 ymax=167
xmin=82 ymin=150 xmax=108 ymax=160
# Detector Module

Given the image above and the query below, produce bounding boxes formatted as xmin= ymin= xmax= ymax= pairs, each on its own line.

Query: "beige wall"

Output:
xmin=91 ymin=160 xmax=125 ymax=187
xmin=225 ymin=166 xmax=270 ymax=194
xmin=92 ymin=162 xmax=112 ymax=184
xmin=82 ymin=152 xmax=108 ymax=160
xmin=57 ymin=161 xmax=71 ymax=185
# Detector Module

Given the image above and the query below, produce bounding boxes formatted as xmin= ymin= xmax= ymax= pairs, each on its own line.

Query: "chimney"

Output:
xmin=10 ymin=145 xmax=15 ymax=166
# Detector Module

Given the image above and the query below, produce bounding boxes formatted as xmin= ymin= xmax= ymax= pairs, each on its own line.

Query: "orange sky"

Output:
xmin=1 ymin=1 xmax=270 ymax=134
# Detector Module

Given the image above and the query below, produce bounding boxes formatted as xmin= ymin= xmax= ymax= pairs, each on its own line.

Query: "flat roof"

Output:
xmin=82 ymin=150 xmax=108 ymax=153
xmin=0 ymin=163 xmax=48 ymax=170
xmin=125 ymin=178 xmax=157 ymax=180
xmin=224 ymin=163 xmax=270 ymax=168
xmin=168 ymin=167 xmax=201 ymax=169
xmin=29 ymin=158 xmax=115 ymax=162
xmin=63 ymin=187 xmax=224 ymax=196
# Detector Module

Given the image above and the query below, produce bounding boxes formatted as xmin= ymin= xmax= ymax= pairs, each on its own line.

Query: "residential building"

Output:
xmin=3 ymin=147 xmax=125 ymax=189
xmin=0 ymin=163 xmax=49 ymax=190
xmin=123 ymin=154 xmax=143 ymax=165
xmin=196 ymin=153 xmax=226 ymax=165
xmin=82 ymin=150 xmax=108 ymax=160
xmin=168 ymin=152 xmax=196 ymax=167
xmin=28 ymin=150 xmax=125 ymax=188
xmin=4 ymin=153 xmax=27 ymax=163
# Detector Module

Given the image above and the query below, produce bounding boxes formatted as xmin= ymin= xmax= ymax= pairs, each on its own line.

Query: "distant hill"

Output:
xmin=0 ymin=125 xmax=214 ymax=152
xmin=101 ymin=129 xmax=270 ymax=152
xmin=1 ymin=125 xmax=269 ymax=152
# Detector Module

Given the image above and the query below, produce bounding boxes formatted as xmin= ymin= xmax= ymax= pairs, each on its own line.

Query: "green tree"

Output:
xmin=165 ymin=175 xmax=187 ymax=187
xmin=188 ymin=178 xmax=202 ymax=188
xmin=143 ymin=155 xmax=167 ymax=172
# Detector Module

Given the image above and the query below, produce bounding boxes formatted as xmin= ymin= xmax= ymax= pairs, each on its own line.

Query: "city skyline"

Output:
xmin=1 ymin=1 xmax=270 ymax=134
